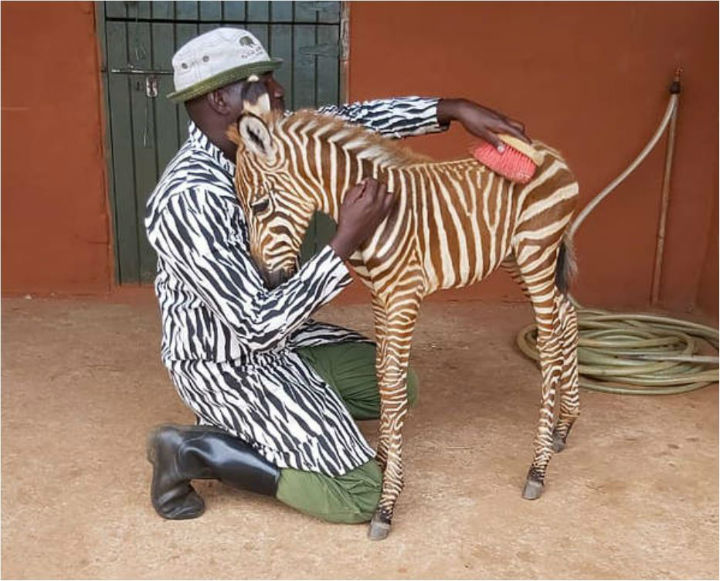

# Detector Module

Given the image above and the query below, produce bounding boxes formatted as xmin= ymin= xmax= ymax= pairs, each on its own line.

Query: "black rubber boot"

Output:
xmin=146 ymin=424 xmax=280 ymax=520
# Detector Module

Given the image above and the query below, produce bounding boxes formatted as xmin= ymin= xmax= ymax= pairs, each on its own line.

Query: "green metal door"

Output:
xmin=96 ymin=1 xmax=344 ymax=284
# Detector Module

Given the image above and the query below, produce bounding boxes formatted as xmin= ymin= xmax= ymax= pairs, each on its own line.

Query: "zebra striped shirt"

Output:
xmin=145 ymin=97 xmax=445 ymax=476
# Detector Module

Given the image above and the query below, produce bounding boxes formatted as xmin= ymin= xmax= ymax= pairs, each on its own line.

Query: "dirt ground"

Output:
xmin=2 ymin=295 xmax=718 ymax=579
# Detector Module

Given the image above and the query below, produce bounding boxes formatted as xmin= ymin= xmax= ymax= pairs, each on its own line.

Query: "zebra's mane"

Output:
xmin=277 ymin=109 xmax=433 ymax=167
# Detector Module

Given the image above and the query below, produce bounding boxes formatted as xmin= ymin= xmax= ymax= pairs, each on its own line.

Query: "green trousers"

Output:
xmin=275 ymin=342 xmax=419 ymax=524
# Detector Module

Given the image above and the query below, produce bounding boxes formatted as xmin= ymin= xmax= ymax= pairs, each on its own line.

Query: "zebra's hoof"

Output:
xmin=367 ymin=510 xmax=391 ymax=541
xmin=552 ymin=432 xmax=567 ymax=453
xmin=522 ymin=477 xmax=544 ymax=500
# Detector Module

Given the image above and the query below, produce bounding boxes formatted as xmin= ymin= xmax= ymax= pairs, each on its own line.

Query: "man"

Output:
xmin=145 ymin=27 xmax=528 ymax=524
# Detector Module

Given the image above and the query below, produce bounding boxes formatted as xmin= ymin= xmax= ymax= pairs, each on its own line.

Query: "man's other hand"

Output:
xmin=437 ymin=98 xmax=530 ymax=151
xmin=330 ymin=178 xmax=395 ymax=260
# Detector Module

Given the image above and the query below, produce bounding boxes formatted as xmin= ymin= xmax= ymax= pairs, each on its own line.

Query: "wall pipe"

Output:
xmin=651 ymin=69 xmax=682 ymax=305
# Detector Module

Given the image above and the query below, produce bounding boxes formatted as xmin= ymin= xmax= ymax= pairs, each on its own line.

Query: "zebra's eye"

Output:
xmin=251 ymin=197 xmax=270 ymax=214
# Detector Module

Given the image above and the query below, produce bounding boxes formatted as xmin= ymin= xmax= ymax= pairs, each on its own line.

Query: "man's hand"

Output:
xmin=330 ymin=178 xmax=395 ymax=260
xmin=437 ymin=98 xmax=530 ymax=151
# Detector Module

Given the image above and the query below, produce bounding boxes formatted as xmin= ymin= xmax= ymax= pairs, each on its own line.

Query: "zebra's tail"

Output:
xmin=555 ymin=233 xmax=577 ymax=295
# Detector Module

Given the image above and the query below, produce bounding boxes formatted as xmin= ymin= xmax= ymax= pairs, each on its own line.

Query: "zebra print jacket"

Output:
xmin=144 ymin=97 xmax=445 ymax=476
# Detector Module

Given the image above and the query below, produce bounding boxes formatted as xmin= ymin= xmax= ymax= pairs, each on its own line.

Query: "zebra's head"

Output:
xmin=230 ymin=104 xmax=429 ymax=289
xmin=230 ymin=112 xmax=318 ymax=288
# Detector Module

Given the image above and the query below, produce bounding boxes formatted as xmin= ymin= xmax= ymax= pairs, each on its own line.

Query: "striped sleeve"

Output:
xmin=318 ymin=96 xmax=448 ymax=139
xmin=147 ymin=188 xmax=353 ymax=352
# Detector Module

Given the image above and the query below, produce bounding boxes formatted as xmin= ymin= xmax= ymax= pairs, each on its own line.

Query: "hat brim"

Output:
xmin=167 ymin=58 xmax=283 ymax=103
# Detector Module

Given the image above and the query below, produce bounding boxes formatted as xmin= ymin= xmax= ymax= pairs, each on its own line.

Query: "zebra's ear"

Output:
xmin=241 ymin=75 xmax=273 ymax=120
xmin=238 ymin=114 xmax=274 ymax=162
xmin=226 ymin=123 xmax=241 ymax=145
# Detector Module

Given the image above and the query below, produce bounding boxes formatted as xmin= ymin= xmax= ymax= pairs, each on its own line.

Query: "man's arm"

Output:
xmin=318 ymin=96 xmax=444 ymax=139
xmin=319 ymin=96 xmax=529 ymax=146
xmin=147 ymin=181 xmax=391 ymax=352
xmin=150 ymin=191 xmax=350 ymax=352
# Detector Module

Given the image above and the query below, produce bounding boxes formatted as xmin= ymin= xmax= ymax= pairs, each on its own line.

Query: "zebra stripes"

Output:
xmin=232 ymin=108 xmax=581 ymax=539
xmin=145 ymin=97 xmax=446 ymax=478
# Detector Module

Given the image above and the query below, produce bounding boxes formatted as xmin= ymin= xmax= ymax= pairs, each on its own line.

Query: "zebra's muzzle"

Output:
xmin=261 ymin=268 xmax=292 ymax=289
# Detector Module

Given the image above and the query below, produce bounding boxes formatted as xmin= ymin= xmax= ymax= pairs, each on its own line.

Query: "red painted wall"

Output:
xmin=347 ymin=1 xmax=718 ymax=315
xmin=1 ymin=2 xmax=717 ymax=318
xmin=696 ymin=193 xmax=718 ymax=321
xmin=1 ymin=2 xmax=111 ymax=295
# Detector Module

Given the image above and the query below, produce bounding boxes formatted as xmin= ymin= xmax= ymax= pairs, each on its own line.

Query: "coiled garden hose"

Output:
xmin=516 ymin=308 xmax=719 ymax=395
xmin=516 ymin=71 xmax=719 ymax=395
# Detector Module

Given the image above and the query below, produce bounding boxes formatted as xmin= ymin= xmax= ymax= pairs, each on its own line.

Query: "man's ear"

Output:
xmin=207 ymin=87 xmax=233 ymax=116
xmin=237 ymin=114 xmax=274 ymax=162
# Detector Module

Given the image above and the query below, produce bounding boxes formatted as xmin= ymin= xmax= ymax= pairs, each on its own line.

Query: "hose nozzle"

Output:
xmin=670 ymin=68 xmax=683 ymax=94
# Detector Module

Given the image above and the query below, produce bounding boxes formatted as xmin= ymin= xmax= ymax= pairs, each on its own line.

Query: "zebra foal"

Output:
xmin=229 ymin=108 xmax=580 ymax=540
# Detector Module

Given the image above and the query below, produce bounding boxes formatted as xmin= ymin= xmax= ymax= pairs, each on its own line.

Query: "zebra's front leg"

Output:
xmin=368 ymin=379 xmax=409 ymax=540
xmin=368 ymin=297 xmax=420 ymax=541
xmin=370 ymin=293 xmax=390 ymax=470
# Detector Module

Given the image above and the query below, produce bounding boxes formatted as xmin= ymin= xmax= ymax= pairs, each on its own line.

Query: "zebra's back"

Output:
xmin=357 ymin=143 xmax=578 ymax=299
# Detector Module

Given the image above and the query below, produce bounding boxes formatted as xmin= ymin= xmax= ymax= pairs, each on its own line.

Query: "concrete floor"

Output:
xmin=2 ymin=296 xmax=718 ymax=579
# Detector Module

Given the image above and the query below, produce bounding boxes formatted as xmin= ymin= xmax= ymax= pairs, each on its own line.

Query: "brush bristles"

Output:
xmin=470 ymin=141 xmax=538 ymax=184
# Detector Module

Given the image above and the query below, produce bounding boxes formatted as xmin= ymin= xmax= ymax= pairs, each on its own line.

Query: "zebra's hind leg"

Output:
xmin=501 ymin=255 xmax=564 ymax=484
xmin=551 ymin=294 xmax=580 ymax=453
xmin=506 ymin=256 xmax=580 ymax=455
xmin=514 ymin=247 xmax=565 ymax=501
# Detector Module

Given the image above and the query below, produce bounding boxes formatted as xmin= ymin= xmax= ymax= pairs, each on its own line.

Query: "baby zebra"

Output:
xmin=229 ymin=108 xmax=580 ymax=540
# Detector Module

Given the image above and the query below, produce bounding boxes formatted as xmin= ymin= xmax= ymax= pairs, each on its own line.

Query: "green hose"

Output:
xmin=515 ymin=307 xmax=719 ymax=395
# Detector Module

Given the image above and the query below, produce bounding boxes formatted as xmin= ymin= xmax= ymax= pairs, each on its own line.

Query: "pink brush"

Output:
xmin=470 ymin=134 xmax=542 ymax=184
